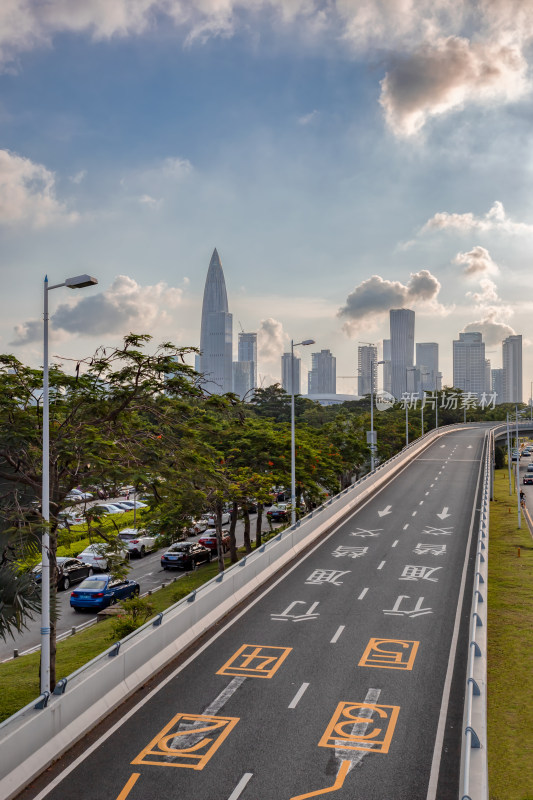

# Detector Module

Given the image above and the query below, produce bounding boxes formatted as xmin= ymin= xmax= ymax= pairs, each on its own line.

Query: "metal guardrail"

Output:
xmin=460 ymin=430 xmax=491 ymax=800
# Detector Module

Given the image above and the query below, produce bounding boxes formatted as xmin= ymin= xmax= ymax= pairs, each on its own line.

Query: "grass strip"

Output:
xmin=487 ymin=468 xmax=533 ymax=800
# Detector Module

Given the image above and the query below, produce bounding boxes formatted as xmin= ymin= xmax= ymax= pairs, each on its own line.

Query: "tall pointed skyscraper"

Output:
xmin=199 ymin=248 xmax=233 ymax=394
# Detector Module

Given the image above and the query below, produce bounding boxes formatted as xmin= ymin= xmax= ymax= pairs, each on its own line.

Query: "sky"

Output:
xmin=1 ymin=0 xmax=533 ymax=395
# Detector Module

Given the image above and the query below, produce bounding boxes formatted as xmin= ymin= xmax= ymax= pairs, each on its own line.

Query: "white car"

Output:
xmin=90 ymin=503 xmax=126 ymax=515
xmin=65 ymin=488 xmax=93 ymax=503
xmin=112 ymin=500 xmax=148 ymax=511
xmin=77 ymin=543 xmax=128 ymax=571
xmin=118 ymin=528 xmax=158 ymax=558
xmin=201 ymin=511 xmax=231 ymax=526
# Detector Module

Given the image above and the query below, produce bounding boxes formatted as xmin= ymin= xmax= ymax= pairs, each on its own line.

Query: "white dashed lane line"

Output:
xmin=412 ymin=511 xmax=417 ymax=516
xmin=330 ymin=626 xmax=345 ymax=644
xmin=392 ymin=540 xmax=399 ymax=547
xmin=227 ymin=773 xmax=254 ymax=800
xmin=288 ymin=683 xmax=310 ymax=709
xmin=377 ymin=561 xmax=386 ymax=570
xmin=358 ymin=588 xmax=369 ymax=600
xmin=403 ymin=523 xmax=409 ymax=530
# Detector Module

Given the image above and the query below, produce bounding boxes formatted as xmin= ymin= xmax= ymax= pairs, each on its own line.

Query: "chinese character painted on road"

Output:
xmin=350 ymin=528 xmax=382 ymax=538
xmin=421 ymin=526 xmax=453 ymax=537
xmin=383 ymin=595 xmax=433 ymax=617
xmin=331 ymin=546 xmax=368 ymax=559
xmin=305 ymin=569 xmax=351 ymax=586
xmin=359 ymin=638 xmax=419 ymax=670
xmin=319 ymin=700 xmax=400 ymax=753
xmin=399 ymin=565 xmax=442 ymax=582
xmin=414 ymin=543 xmax=447 ymax=556
xmin=271 ymin=600 xmax=320 ymax=622
xmin=217 ymin=644 xmax=292 ymax=678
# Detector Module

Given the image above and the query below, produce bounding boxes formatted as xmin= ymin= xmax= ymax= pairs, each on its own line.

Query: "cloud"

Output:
xmin=0 ymin=148 xmax=79 ymax=227
xmin=298 ymin=110 xmax=319 ymax=125
xmin=258 ymin=317 xmax=287 ymax=363
xmin=380 ymin=36 xmax=528 ymax=136
xmin=454 ymin=245 xmax=499 ymax=277
xmin=463 ymin=310 xmax=515 ymax=346
xmin=467 ymin=278 xmax=500 ymax=304
xmin=69 ymin=169 xmax=87 ymax=184
xmin=338 ymin=269 xmax=446 ymax=336
xmin=419 ymin=201 xmax=533 ymax=237
xmin=138 ymin=193 xmax=162 ymax=208
xmin=10 ymin=275 xmax=183 ymax=345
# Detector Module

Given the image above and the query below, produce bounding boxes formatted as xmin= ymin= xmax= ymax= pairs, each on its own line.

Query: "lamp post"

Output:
xmin=515 ymin=406 xmax=521 ymax=529
xmin=290 ymin=338 xmax=315 ymax=526
xmin=41 ymin=273 xmax=98 ymax=694
xmin=368 ymin=359 xmax=385 ymax=472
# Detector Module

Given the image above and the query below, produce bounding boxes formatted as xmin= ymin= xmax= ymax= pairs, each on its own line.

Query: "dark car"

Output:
xmin=198 ymin=532 xmax=231 ymax=554
xmin=523 ymin=475 xmax=533 ymax=485
xmin=69 ymin=574 xmax=140 ymax=611
xmin=161 ymin=542 xmax=211 ymax=570
xmin=32 ymin=557 xmax=93 ymax=591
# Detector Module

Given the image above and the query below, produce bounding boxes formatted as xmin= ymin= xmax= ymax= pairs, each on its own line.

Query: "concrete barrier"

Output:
xmin=0 ymin=424 xmax=468 ymax=800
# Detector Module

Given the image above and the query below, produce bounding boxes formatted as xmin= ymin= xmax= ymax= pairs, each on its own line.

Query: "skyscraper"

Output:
xmin=491 ymin=368 xmax=505 ymax=404
xmin=453 ymin=332 xmax=486 ymax=395
xmin=416 ymin=343 xmax=439 ymax=392
xmin=199 ymin=248 xmax=233 ymax=394
xmin=358 ymin=345 xmax=377 ymax=396
xmin=502 ymin=334 xmax=522 ymax=402
xmin=237 ymin=332 xmax=258 ymax=392
xmin=390 ymin=309 xmax=415 ymax=400
xmin=281 ymin=352 xmax=301 ymax=394
xmin=382 ymin=339 xmax=392 ymax=395
xmin=308 ymin=349 xmax=336 ymax=394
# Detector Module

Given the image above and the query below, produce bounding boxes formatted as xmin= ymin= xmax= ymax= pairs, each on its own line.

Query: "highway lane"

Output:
xmin=0 ymin=515 xmax=264 ymax=661
xmin=21 ymin=428 xmax=486 ymax=800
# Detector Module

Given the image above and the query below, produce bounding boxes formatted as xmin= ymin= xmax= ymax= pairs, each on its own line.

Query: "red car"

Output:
xmin=198 ymin=531 xmax=231 ymax=554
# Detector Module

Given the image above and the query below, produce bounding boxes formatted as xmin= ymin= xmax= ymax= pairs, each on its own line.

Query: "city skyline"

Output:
xmin=2 ymin=4 xmax=533 ymax=394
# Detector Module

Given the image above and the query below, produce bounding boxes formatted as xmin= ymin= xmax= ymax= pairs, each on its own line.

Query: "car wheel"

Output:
xmin=133 ymin=586 xmax=140 ymax=596
xmin=62 ymin=576 xmax=70 ymax=591
xmin=140 ymin=546 xmax=146 ymax=558
xmin=73 ymin=607 xmax=82 ymax=613
xmin=111 ymin=596 xmax=117 ymax=605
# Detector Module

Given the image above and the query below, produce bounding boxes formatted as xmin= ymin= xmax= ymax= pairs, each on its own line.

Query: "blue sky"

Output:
xmin=2 ymin=1 xmax=533 ymax=394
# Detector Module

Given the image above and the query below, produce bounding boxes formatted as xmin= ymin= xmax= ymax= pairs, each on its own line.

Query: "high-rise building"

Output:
xmin=390 ymin=309 xmax=415 ymax=400
xmin=232 ymin=361 xmax=253 ymax=400
xmin=199 ymin=248 xmax=233 ymax=394
xmin=502 ymin=334 xmax=522 ymax=403
xmin=233 ymin=331 xmax=257 ymax=399
xmin=492 ymin=368 xmax=505 ymax=404
xmin=416 ymin=343 xmax=439 ymax=392
xmin=308 ymin=349 xmax=336 ymax=394
xmin=358 ymin=345 xmax=378 ymax=396
xmin=382 ymin=339 xmax=392 ymax=395
xmin=452 ymin=332 xmax=486 ymax=395
xmin=485 ymin=359 xmax=491 ymax=395
xmin=281 ymin=352 xmax=301 ymax=394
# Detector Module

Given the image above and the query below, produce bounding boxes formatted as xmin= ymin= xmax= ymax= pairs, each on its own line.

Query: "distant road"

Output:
xmin=21 ymin=427 xmax=486 ymax=800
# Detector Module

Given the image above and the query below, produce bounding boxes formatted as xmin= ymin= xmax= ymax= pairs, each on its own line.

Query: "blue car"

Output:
xmin=69 ymin=574 xmax=140 ymax=611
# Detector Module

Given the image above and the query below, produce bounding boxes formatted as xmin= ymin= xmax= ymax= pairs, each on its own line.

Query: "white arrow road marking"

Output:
xmin=436 ymin=507 xmax=451 ymax=520
xmin=335 ymin=688 xmax=382 ymax=771
xmin=378 ymin=505 xmax=392 ymax=517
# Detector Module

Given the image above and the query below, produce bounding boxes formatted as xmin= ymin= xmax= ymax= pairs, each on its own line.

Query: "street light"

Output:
xmin=41 ymin=273 xmax=98 ymax=694
xmin=291 ymin=338 xmax=315 ymax=526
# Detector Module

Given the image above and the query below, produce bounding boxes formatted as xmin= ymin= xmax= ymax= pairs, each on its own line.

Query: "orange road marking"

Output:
xmin=319 ymin=701 xmax=400 ymax=754
xmin=289 ymin=759 xmax=351 ymax=799
xmin=358 ymin=638 xmax=419 ymax=670
xmin=217 ymin=644 xmax=292 ymax=678
xmin=115 ymin=773 xmax=140 ymax=800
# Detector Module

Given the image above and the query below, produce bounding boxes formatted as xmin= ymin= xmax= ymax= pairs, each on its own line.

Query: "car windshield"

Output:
xmin=119 ymin=533 xmax=136 ymax=540
xmin=170 ymin=544 xmax=188 ymax=551
xmin=78 ymin=579 xmax=107 ymax=590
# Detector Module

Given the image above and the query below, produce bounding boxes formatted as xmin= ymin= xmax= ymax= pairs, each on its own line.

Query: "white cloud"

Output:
xmin=298 ymin=109 xmax=319 ymax=125
xmin=466 ymin=278 xmax=500 ymax=304
xmin=10 ymin=275 xmax=183 ymax=344
xmin=419 ymin=201 xmax=533 ymax=237
xmin=380 ymin=36 xmax=528 ymax=137
xmin=454 ymin=245 xmax=499 ymax=277
xmin=138 ymin=193 xmax=162 ymax=208
xmin=69 ymin=169 xmax=87 ymax=184
xmin=258 ymin=317 xmax=287 ymax=364
xmin=0 ymin=148 xmax=79 ymax=228
xmin=463 ymin=310 xmax=515 ymax=346
xmin=338 ymin=269 xmax=448 ymax=336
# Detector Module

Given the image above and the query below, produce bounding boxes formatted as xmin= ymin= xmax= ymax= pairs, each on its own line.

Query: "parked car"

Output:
xmin=266 ymin=503 xmax=290 ymax=522
xmin=111 ymin=500 xmax=148 ymax=511
xmin=57 ymin=511 xmax=86 ymax=528
xmin=32 ymin=557 xmax=93 ymax=591
xmin=161 ymin=542 xmax=211 ymax=570
xmin=186 ymin=518 xmax=209 ymax=535
xmin=527 ymin=463 xmax=533 ymax=473
xmin=77 ymin=543 xmax=128 ymax=571
xmin=89 ymin=503 xmax=126 ymax=516
xmin=201 ymin=511 xmax=231 ymax=526
xmin=69 ymin=574 xmax=140 ymax=611
xmin=117 ymin=527 xmax=158 ymax=557
xmin=198 ymin=531 xmax=231 ymax=553
xmin=65 ymin=488 xmax=93 ymax=503
xmin=523 ymin=475 xmax=533 ymax=485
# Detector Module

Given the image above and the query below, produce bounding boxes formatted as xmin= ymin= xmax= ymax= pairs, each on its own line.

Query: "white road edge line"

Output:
xmin=358 ymin=588 xmax=369 ymax=599
xmin=330 ymin=625 xmax=345 ymax=643
xmin=425 ymin=432 xmax=486 ymax=800
xmin=288 ymin=682 xmax=310 ymax=709
xmin=28 ymin=442 xmax=430 ymax=800
xmin=227 ymin=772 xmax=254 ymax=800
xmin=377 ymin=561 xmax=386 ymax=570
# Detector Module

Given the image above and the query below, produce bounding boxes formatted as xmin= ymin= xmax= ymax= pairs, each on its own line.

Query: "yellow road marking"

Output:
xmin=115 ymin=773 xmax=140 ymax=800
xmin=289 ymin=759 xmax=351 ymax=799
xmin=358 ymin=638 xmax=419 ymax=670
xmin=319 ymin=701 xmax=400 ymax=754
xmin=217 ymin=643 xmax=292 ymax=678
xmin=132 ymin=713 xmax=239 ymax=770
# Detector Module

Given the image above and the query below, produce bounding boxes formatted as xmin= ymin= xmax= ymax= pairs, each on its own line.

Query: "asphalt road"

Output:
xmin=0 ymin=513 xmax=266 ymax=661
xmin=20 ymin=426 xmax=487 ymax=800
